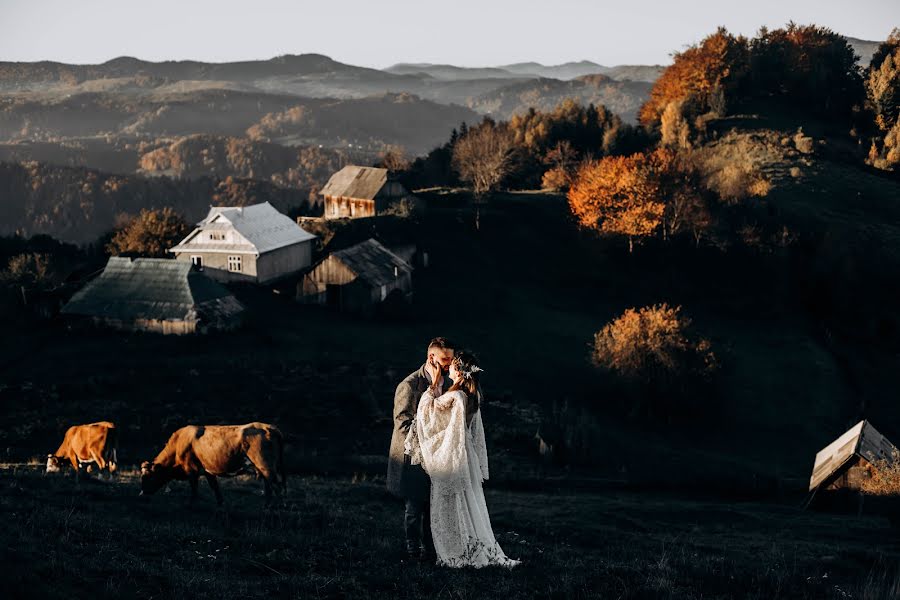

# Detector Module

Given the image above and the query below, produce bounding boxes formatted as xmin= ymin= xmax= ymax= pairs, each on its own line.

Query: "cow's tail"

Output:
xmin=277 ymin=430 xmax=287 ymax=494
xmin=107 ymin=425 xmax=119 ymax=474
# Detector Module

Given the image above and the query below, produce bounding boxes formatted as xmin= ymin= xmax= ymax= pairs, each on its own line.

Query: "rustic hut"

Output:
xmin=61 ymin=257 xmax=244 ymax=334
xmin=320 ymin=166 xmax=414 ymax=219
xmin=808 ymin=420 xmax=898 ymax=507
xmin=169 ymin=202 xmax=316 ymax=284
xmin=298 ymin=238 xmax=413 ymax=314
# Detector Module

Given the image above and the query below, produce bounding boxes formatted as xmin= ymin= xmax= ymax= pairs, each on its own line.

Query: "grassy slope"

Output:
xmin=2 ymin=468 xmax=899 ymax=600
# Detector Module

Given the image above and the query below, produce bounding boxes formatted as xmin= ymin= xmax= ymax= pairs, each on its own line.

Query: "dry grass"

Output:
xmin=690 ymin=130 xmax=794 ymax=202
xmin=860 ymin=451 xmax=900 ymax=496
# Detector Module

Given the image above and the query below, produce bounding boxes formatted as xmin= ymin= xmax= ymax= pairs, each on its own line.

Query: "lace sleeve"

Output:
xmin=416 ymin=390 xmax=468 ymax=491
xmin=404 ymin=388 xmax=435 ymax=465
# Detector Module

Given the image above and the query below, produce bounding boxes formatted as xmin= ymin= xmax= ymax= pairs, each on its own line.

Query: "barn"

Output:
xmin=320 ymin=166 xmax=414 ymax=219
xmin=808 ymin=420 xmax=898 ymax=506
xmin=61 ymin=257 xmax=245 ymax=335
xmin=297 ymin=238 xmax=413 ymax=314
xmin=169 ymin=202 xmax=316 ymax=284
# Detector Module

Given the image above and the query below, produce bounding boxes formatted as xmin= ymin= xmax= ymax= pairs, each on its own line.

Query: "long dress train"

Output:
xmin=405 ymin=388 xmax=519 ymax=568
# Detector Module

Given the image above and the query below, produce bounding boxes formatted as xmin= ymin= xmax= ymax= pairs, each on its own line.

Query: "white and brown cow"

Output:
xmin=46 ymin=421 xmax=118 ymax=479
xmin=140 ymin=423 xmax=286 ymax=504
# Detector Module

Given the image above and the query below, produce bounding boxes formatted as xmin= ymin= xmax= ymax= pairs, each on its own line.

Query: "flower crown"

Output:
xmin=454 ymin=357 xmax=484 ymax=380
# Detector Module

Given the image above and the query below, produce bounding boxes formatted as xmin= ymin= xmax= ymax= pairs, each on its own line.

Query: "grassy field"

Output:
xmin=2 ymin=467 xmax=899 ymax=599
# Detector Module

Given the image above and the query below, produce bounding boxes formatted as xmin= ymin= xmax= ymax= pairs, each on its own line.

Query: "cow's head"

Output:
xmin=139 ymin=461 xmax=170 ymax=496
xmin=46 ymin=454 xmax=62 ymax=473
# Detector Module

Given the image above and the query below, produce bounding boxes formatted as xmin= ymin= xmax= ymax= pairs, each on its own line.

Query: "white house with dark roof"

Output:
xmin=320 ymin=165 xmax=414 ymax=219
xmin=169 ymin=202 xmax=316 ymax=284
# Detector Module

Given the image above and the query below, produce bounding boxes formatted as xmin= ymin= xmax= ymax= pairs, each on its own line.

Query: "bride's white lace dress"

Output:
xmin=405 ymin=388 xmax=520 ymax=568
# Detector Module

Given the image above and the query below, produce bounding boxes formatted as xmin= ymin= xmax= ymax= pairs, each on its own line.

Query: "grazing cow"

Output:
xmin=140 ymin=423 xmax=286 ymax=504
xmin=46 ymin=421 xmax=118 ymax=479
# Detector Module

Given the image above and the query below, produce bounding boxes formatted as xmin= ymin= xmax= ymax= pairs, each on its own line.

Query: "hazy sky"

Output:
xmin=1 ymin=0 xmax=898 ymax=67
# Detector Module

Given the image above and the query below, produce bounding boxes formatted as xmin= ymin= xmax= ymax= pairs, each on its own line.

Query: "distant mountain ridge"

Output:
xmin=0 ymin=53 xmax=395 ymax=89
xmin=0 ymin=53 xmax=660 ymax=129
xmin=385 ymin=60 xmax=663 ymax=82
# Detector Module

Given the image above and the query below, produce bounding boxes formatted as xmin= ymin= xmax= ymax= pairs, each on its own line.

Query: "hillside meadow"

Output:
xmin=2 ymin=467 xmax=900 ymax=600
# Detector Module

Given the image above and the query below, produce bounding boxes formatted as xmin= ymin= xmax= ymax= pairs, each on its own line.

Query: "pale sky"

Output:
xmin=1 ymin=0 xmax=898 ymax=68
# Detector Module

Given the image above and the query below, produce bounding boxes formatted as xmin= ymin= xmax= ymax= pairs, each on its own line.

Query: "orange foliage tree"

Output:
xmin=591 ymin=303 xmax=718 ymax=418
xmin=639 ymin=28 xmax=750 ymax=128
xmin=567 ymin=150 xmax=681 ymax=252
xmin=106 ymin=207 xmax=190 ymax=258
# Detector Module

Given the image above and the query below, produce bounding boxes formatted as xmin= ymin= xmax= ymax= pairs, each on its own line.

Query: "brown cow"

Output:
xmin=140 ymin=423 xmax=286 ymax=504
xmin=46 ymin=421 xmax=118 ymax=480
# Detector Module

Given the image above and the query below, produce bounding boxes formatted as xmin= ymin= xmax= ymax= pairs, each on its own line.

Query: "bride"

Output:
xmin=405 ymin=351 xmax=520 ymax=568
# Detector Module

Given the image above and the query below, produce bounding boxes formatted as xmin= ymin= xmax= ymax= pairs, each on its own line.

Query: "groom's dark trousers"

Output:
xmin=387 ymin=364 xmax=449 ymax=555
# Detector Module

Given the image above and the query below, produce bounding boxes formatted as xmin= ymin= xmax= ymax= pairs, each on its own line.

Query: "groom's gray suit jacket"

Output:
xmin=387 ymin=364 xmax=450 ymax=501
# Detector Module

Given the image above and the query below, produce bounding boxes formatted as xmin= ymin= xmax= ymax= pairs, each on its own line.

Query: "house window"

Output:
xmin=227 ymin=255 xmax=242 ymax=272
xmin=209 ymin=232 xmax=225 ymax=241
xmin=191 ymin=256 xmax=203 ymax=268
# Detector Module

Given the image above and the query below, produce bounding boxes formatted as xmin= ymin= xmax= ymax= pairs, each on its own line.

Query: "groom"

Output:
xmin=387 ymin=336 xmax=455 ymax=560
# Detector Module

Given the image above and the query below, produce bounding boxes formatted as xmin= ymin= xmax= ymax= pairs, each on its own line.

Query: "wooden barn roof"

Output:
xmin=331 ymin=238 xmax=413 ymax=287
xmin=62 ymin=257 xmax=244 ymax=323
xmin=809 ymin=420 xmax=898 ymax=491
xmin=320 ymin=166 xmax=390 ymax=200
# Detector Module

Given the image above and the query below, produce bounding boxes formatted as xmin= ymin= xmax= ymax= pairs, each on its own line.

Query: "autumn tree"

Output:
xmin=1 ymin=253 xmax=55 ymax=287
xmin=591 ymin=303 xmax=718 ymax=418
xmin=106 ymin=207 xmax=190 ymax=258
xmin=749 ymin=23 xmax=864 ymax=120
xmin=639 ymin=28 xmax=750 ymax=127
xmin=866 ymin=29 xmax=900 ymax=169
xmin=568 ymin=150 xmax=673 ymax=252
xmin=452 ymin=119 xmax=516 ymax=199
xmin=377 ymin=145 xmax=411 ymax=174
xmin=643 ymin=24 xmax=866 ymax=127
xmin=660 ymin=100 xmax=693 ymax=150
xmin=540 ymin=140 xmax=578 ymax=191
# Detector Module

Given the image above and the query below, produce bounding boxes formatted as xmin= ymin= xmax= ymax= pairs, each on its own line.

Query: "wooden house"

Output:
xmin=61 ymin=257 xmax=244 ymax=335
xmin=320 ymin=166 xmax=414 ymax=219
xmin=169 ymin=202 xmax=316 ymax=284
xmin=808 ymin=420 xmax=898 ymax=500
xmin=298 ymin=238 xmax=413 ymax=314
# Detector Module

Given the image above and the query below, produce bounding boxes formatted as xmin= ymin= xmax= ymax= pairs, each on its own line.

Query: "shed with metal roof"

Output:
xmin=808 ymin=420 xmax=898 ymax=497
xmin=320 ymin=166 xmax=413 ymax=219
xmin=61 ymin=257 xmax=245 ymax=334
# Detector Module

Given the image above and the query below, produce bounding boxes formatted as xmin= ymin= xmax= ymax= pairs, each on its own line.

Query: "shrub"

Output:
xmin=591 ymin=304 xmax=718 ymax=418
xmin=1 ymin=253 xmax=55 ymax=287
xmin=859 ymin=450 xmax=900 ymax=496
xmin=540 ymin=166 xmax=572 ymax=192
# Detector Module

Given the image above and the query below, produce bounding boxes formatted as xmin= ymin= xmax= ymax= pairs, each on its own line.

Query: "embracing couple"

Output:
xmin=387 ymin=337 xmax=520 ymax=569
